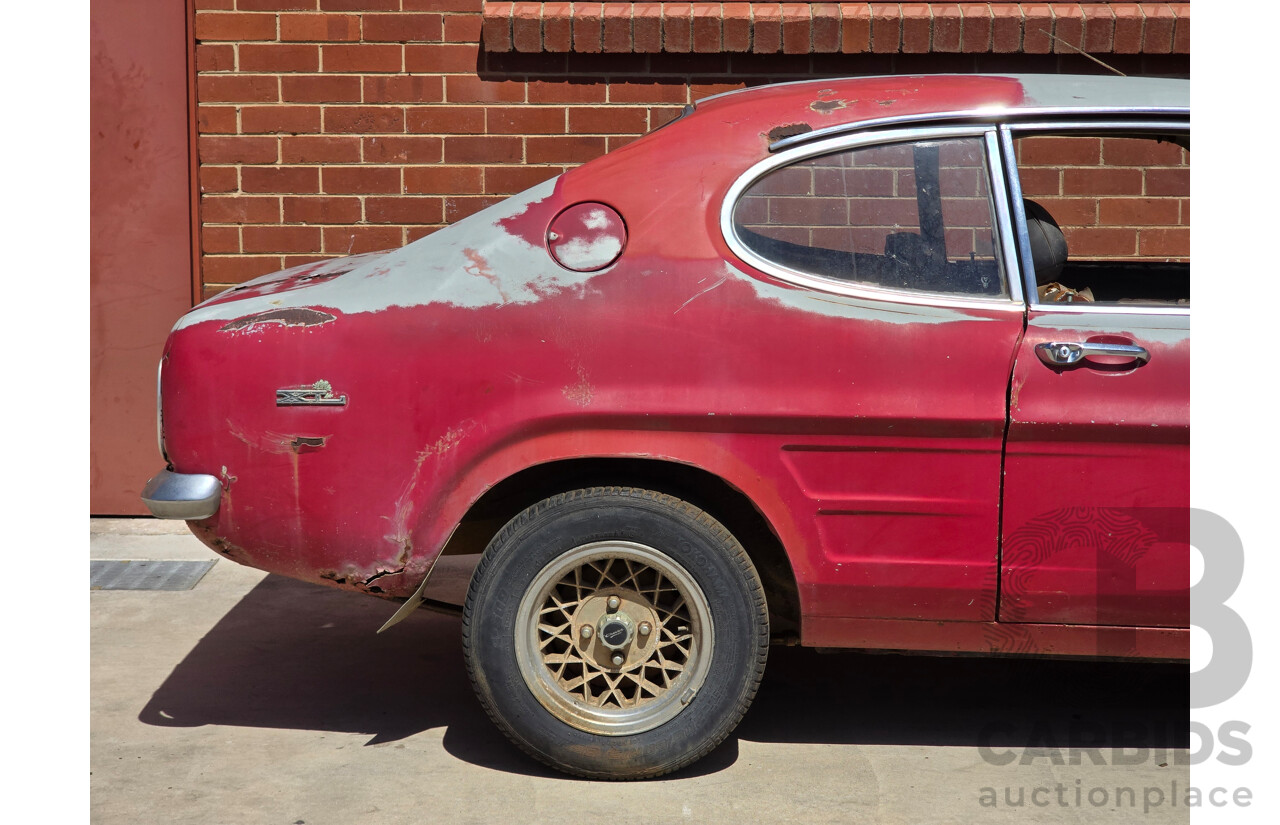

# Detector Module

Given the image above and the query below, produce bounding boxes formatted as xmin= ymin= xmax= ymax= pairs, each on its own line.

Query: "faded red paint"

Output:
xmin=157 ymin=75 xmax=1188 ymax=659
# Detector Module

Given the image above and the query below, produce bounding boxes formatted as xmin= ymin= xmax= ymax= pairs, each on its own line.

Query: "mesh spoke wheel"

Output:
xmin=515 ymin=541 xmax=714 ymax=736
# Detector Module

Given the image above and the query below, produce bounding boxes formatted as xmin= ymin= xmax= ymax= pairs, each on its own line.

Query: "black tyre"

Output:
xmin=462 ymin=487 xmax=769 ymax=779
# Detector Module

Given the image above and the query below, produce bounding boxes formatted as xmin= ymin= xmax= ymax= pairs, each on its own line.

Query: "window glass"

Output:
xmin=732 ymin=136 xmax=1006 ymax=297
xmin=1014 ymin=131 xmax=1189 ymax=306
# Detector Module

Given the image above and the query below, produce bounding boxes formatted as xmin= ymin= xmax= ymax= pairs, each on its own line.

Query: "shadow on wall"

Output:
xmin=139 ymin=574 xmax=1187 ymax=780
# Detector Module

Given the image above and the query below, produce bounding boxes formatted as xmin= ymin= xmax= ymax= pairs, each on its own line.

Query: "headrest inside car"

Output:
xmin=1023 ymin=199 xmax=1068 ymax=284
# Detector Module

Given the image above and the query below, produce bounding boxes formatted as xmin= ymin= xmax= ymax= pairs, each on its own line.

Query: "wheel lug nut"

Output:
xmin=638 ymin=622 xmax=651 ymax=636
xmin=606 ymin=595 xmax=620 ymax=612
xmin=580 ymin=625 xmax=593 ymax=640
xmin=611 ymin=653 xmax=624 ymax=667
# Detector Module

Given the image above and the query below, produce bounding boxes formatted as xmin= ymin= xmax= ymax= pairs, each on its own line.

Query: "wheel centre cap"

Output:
xmin=597 ymin=610 xmax=634 ymax=650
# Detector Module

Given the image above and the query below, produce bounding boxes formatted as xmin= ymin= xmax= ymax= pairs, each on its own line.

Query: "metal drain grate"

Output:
xmin=90 ymin=560 xmax=216 ymax=591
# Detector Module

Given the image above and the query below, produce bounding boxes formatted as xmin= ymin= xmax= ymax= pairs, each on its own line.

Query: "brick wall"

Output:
xmin=193 ymin=1 xmax=1190 ymax=299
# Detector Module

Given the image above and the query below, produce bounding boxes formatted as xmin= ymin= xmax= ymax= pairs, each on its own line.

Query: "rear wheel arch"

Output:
xmin=444 ymin=457 xmax=802 ymax=637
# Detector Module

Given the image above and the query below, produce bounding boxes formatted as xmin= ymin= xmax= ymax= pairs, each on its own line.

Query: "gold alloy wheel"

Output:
xmin=514 ymin=540 xmax=715 ymax=736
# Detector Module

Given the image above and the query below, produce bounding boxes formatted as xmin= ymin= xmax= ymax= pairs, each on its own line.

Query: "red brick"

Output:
xmin=1062 ymin=226 xmax=1136 ymax=256
xmin=690 ymin=80 xmax=743 ymax=100
xmin=1029 ymin=197 xmax=1097 ymax=227
xmin=202 ymin=256 xmax=283 ymax=285
xmin=931 ymin=4 xmax=960 ymax=52
xmin=1099 ymin=197 xmax=1180 ymax=226
xmin=568 ymin=106 xmax=649 ymax=134
xmin=406 ymin=0 xmax=482 ymax=11
xmin=484 ymin=165 xmax=560 ymax=194
xmin=239 ymin=0 xmax=320 ymax=9
xmin=1103 ymin=137 xmax=1184 ymax=165
xmin=323 ymin=166 xmax=402 ymax=194
xmin=841 ymin=3 xmax=871 ymax=52
xmin=366 ymin=197 xmax=445 ymax=224
xmin=526 ymin=135 xmax=607 ymax=163
xmin=722 ymin=4 xmax=751 ymax=52
xmin=1063 ymin=168 xmax=1143 ymax=196
xmin=958 ymin=4 xmax=990 ymax=52
xmin=405 ymin=227 xmax=441 ymax=243
xmin=404 ymin=165 xmax=484 ymax=194
xmin=1171 ymin=3 xmax=1189 ymax=54
xmin=543 ymin=3 xmax=574 ymax=52
xmin=202 ymin=226 xmax=240 ymax=254
xmin=664 ymin=4 xmax=693 ymax=53
xmin=282 ymin=254 xmax=340 ymax=269
xmin=321 ymin=0 xmax=399 ymax=10
xmin=1050 ymin=4 xmax=1083 ymax=53
xmin=528 ymin=80 xmax=607 ymax=103
xmin=243 ymin=166 xmax=321 ymax=193
xmin=781 ymin=4 xmax=811 ymax=55
xmin=199 ymin=167 xmax=239 ymax=194
xmin=199 ymin=75 xmax=279 ymax=103
xmin=901 ymin=4 xmax=931 ymax=54
xmin=364 ymin=75 xmax=445 ymax=104
xmin=991 ymin=3 xmax=1023 ymax=52
xmin=241 ymin=105 xmax=323 ymax=134
xmin=198 ymin=106 xmax=238 ymax=134
xmin=811 ymin=4 xmax=841 ymax=53
xmin=1145 ymin=168 xmax=1188 ymax=197
xmin=324 ymin=106 xmax=406 ymax=134
xmin=1140 ymin=3 xmax=1174 ymax=54
xmin=202 ymin=195 xmax=281 ymax=224
xmin=571 ymin=3 xmax=603 ymax=53
xmin=446 ymin=75 xmax=526 ymax=103
xmin=280 ymin=14 xmax=362 ymax=42
xmin=364 ymin=13 xmax=444 ymax=42
xmin=281 ymin=136 xmax=363 ymax=163
xmin=632 ymin=4 xmax=662 ymax=53
xmin=483 ymin=2 xmax=514 ymax=50
xmin=1014 ymin=167 xmax=1060 ymax=197
xmin=324 ymin=226 xmax=404 ymax=254
xmin=445 ymin=196 xmax=507 ymax=222
xmin=606 ymin=135 xmax=639 ymax=152
xmin=1019 ymin=135 xmax=1100 ymax=165
xmin=444 ymin=13 xmax=484 ymax=43
xmin=243 ymin=226 xmax=322 ymax=254
xmin=195 ymin=12 xmax=276 ymax=41
xmin=363 ymin=136 xmax=445 ymax=163
xmin=1082 ymin=4 xmax=1115 ymax=53
xmin=507 ymin=3 xmax=539 ymax=52
xmin=602 ymin=3 xmax=632 ymax=52
xmin=323 ymin=44 xmax=403 ymax=72
xmin=195 ymin=0 xmax=235 ymax=8
xmin=444 ymin=135 xmax=524 ymax=163
xmin=240 ymin=44 xmax=320 ymax=73
xmin=282 ymin=75 xmax=362 ymax=103
xmin=1138 ymin=227 xmax=1188 ymax=258
xmin=1022 ymin=4 xmax=1052 ymax=53
xmin=196 ymin=44 xmax=235 ymax=72
xmin=405 ymin=43 xmax=480 ymax=72
xmin=1113 ymin=4 xmax=1142 ymax=54
xmin=690 ymin=4 xmax=720 ymax=53
xmin=754 ymin=4 xmax=782 ymax=54
xmin=870 ymin=4 xmax=901 ymax=53
xmin=199 ymin=136 xmax=278 ymax=164
xmin=487 ymin=107 xmax=566 ymax=134
xmin=407 ymin=106 xmax=485 ymax=134
xmin=609 ymin=78 xmax=687 ymax=104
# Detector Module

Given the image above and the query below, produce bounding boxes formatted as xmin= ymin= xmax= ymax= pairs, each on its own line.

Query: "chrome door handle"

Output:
xmin=1036 ymin=341 xmax=1151 ymax=367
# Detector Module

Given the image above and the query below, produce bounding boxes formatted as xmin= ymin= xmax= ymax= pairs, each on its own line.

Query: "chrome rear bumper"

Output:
xmin=141 ymin=470 xmax=222 ymax=520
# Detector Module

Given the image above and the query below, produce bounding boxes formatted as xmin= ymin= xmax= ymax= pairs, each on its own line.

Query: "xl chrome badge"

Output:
xmin=276 ymin=380 xmax=347 ymax=407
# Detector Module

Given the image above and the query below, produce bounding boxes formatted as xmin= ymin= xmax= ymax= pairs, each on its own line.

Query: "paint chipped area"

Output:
xmin=174 ymin=178 xmax=591 ymax=331
xmin=547 ymin=202 xmax=627 ymax=272
xmin=219 ymin=307 xmax=335 ymax=332
xmin=562 ymin=364 xmax=594 ymax=407
xmin=197 ymin=251 xmax=391 ymax=309
xmin=810 ymin=99 xmax=850 ymax=114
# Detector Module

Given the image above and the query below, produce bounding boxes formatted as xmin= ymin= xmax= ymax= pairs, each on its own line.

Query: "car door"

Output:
xmin=998 ymin=121 xmax=1191 ymax=631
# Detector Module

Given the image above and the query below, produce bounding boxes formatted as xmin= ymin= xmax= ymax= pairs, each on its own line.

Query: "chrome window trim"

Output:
xmin=720 ymin=125 xmax=1023 ymax=313
xmin=770 ymin=107 xmax=1190 ymax=153
xmin=1000 ymin=119 xmax=1191 ymax=316
xmin=985 ymin=129 xmax=1025 ymax=307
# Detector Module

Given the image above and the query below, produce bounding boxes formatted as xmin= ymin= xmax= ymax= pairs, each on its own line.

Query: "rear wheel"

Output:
xmin=462 ymin=487 xmax=769 ymax=779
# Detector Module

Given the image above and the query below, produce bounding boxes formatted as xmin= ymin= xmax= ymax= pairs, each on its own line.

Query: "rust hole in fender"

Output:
xmin=767 ymin=123 xmax=813 ymax=143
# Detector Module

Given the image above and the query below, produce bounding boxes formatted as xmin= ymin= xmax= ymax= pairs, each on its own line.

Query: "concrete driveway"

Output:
xmin=91 ymin=519 xmax=1190 ymax=824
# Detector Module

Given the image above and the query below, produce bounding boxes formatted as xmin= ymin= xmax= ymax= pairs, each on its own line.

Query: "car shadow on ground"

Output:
xmin=138 ymin=575 xmax=1187 ymax=780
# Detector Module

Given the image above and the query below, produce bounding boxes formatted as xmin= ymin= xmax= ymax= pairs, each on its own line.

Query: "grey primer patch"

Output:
xmin=90 ymin=560 xmax=216 ymax=591
xmin=219 ymin=307 xmax=335 ymax=331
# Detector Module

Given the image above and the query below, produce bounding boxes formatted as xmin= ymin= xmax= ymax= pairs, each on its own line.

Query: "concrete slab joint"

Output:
xmin=478 ymin=1 xmax=1189 ymax=54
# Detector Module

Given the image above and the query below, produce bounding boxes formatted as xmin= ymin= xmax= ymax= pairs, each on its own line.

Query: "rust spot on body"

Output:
xmin=810 ymin=99 xmax=849 ymax=114
xmin=463 ymin=247 xmax=511 ymax=303
xmin=767 ymin=123 xmax=813 ymax=143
